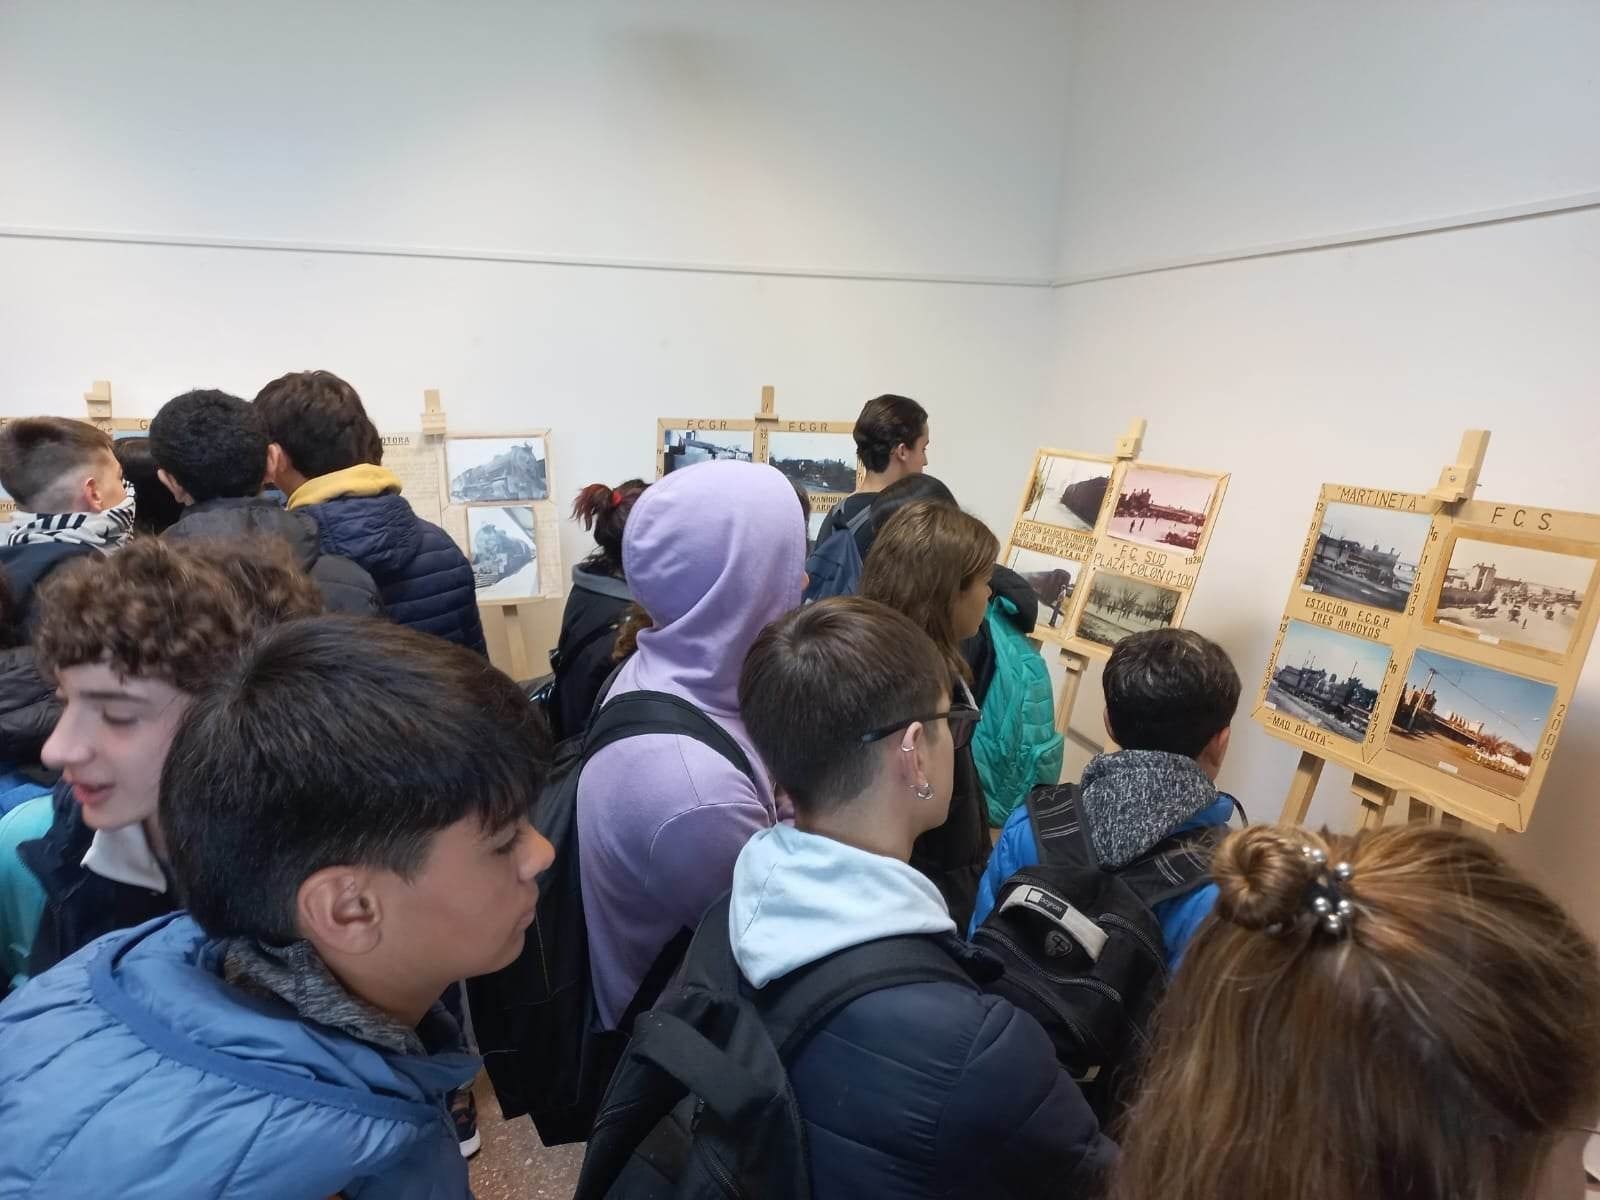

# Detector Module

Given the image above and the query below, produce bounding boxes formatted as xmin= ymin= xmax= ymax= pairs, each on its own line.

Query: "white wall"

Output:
xmin=1055 ymin=0 xmax=1600 ymax=279
xmin=1049 ymin=1 xmax=1600 ymax=932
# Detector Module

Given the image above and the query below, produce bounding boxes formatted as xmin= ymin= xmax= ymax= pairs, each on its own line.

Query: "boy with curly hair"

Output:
xmin=0 ymin=537 xmax=321 ymax=990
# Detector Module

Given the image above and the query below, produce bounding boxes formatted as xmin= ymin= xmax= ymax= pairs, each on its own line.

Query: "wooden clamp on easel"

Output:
xmin=84 ymin=380 xmax=114 ymax=431
xmin=1277 ymin=430 xmax=1491 ymax=831
xmin=1049 ymin=417 xmax=1148 ymax=746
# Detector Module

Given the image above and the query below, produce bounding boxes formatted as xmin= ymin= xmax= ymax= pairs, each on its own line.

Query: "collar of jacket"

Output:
xmin=571 ymin=565 xmax=633 ymax=602
xmin=287 ymin=465 xmax=403 ymax=510
xmin=81 ymin=823 xmax=168 ymax=893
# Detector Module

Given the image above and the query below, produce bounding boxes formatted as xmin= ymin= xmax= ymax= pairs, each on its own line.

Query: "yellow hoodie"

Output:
xmin=287 ymin=465 xmax=404 ymax=511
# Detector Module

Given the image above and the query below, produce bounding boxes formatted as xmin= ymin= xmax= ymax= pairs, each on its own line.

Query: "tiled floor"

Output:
xmin=466 ymin=1072 xmax=584 ymax=1200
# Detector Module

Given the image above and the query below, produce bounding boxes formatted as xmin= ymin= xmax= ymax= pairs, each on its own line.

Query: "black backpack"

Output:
xmin=523 ymin=618 xmax=623 ymax=742
xmin=465 ymin=689 xmax=760 ymax=1146
xmin=575 ymin=894 xmax=976 ymax=1199
xmin=971 ymin=782 xmax=1234 ymax=1120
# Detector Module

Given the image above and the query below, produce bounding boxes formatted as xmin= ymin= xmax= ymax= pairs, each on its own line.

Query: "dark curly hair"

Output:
xmin=35 ymin=537 xmax=323 ymax=693
xmin=253 ymin=370 xmax=383 ymax=480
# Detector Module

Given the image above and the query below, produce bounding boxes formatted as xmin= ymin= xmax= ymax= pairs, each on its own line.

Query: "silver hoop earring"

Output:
xmin=912 ymin=782 xmax=935 ymax=802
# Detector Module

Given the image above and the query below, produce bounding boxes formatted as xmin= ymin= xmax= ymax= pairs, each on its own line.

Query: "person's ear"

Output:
xmin=264 ymin=443 xmax=292 ymax=489
xmin=156 ymin=468 xmax=194 ymax=506
xmin=895 ymin=720 xmax=930 ymax=794
xmin=1197 ymin=725 xmax=1232 ymax=779
xmin=1102 ymin=709 xmax=1120 ymax=749
xmin=296 ymin=866 xmax=383 ymax=957
xmin=891 ymin=442 xmax=911 ymax=466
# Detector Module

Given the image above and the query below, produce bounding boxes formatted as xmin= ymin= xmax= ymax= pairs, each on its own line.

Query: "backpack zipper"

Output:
xmin=975 ymin=928 xmax=1103 ymax=1057
xmin=1100 ymin=913 xmax=1166 ymax=973
xmin=690 ymin=1105 xmax=745 ymax=1198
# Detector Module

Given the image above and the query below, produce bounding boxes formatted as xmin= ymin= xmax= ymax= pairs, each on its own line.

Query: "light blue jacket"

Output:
xmin=0 ymin=914 xmax=478 ymax=1199
xmin=969 ymin=792 xmax=1236 ymax=969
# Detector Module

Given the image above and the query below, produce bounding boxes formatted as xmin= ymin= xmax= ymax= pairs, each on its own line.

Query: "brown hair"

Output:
xmin=253 ymin=370 xmax=383 ymax=480
xmin=1112 ymin=823 xmax=1600 ymax=1200
xmin=611 ymin=602 xmax=652 ymax=661
xmin=739 ymin=597 xmax=949 ymax=814
xmin=0 ymin=417 xmax=115 ymax=510
xmin=852 ymin=394 xmax=928 ymax=473
xmin=860 ymin=501 xmax=997 ymax=682
xmin=572 ymin=479 xmax=647 ymax=576
xmin=35 ymin=536 xmax=323 ymax=693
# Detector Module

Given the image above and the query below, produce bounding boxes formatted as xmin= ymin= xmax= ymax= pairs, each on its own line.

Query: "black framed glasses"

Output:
xmin=859 ymin=704 xmax=981 ymax=751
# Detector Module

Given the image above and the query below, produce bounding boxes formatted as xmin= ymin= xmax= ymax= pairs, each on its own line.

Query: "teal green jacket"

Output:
xmin=971 ymin=598 xmax=1064 ymax=827
xmin=0 ymin=795 xmax=50 ymax=994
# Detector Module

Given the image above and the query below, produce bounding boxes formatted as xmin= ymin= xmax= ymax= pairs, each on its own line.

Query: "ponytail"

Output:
xmin=572 ymin=479 xmax=647 ymax=576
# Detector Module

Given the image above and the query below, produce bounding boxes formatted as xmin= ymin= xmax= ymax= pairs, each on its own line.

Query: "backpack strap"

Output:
xmin=548 ymin=616 xmax=619 ymax=675
xmin=582 ymin=691 xmax=756 ymax=783
xmin=842 ymin=502 xmax=874 ymax=533
xmin=1115 ymin=823 xmax=1229 ymax=910
xmin=1025 ymin=783 xmax=1096 ymax=869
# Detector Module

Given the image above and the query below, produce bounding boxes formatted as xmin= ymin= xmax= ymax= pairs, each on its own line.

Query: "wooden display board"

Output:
xmin=1256 ymin=431 xmax=1598 ymax=833
xmin=999 ymin=419 xmax=1230 ymax=748
xmin=657 ymin=386 xmax=863 ymax=539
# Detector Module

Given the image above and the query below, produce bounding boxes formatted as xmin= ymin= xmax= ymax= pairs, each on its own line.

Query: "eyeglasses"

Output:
xmin=859 ymin=704 xmax=981 ymax=751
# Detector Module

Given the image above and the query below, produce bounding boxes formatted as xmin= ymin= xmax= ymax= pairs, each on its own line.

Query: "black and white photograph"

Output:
xmin=447 ymin=436 xmax=549 ymax=503
xmin=660 ymin=427 xmax=754 ymax=475
xmin=767 ymin=430 xmax=857 ymax=497
xmin=1264 ymin=620 xmax=1391 ymax=742
xmin=1107 ymin=467 xmax=1218 ymax=551
xmin=1021 ymin=454 xmax=1111 ymax=533
xmin=1388 ymin=648 xmax=1557 ymax=798
xmin=1302 ymin=502 xmax=1433 ymax=613
xmin=468 ymin=506 xmax=540 ymax=601
xmin=1006 ymin=545 xmax=1084 ymax=630
xmin=1432 ymin=537 xmax=1594 ymax=656
xmin=1076 ymin=573 xmax=1182 ymax=648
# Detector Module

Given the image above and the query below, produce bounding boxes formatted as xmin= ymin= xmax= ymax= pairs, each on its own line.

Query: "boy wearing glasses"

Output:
xmin=727 ymin=597 xmax=1113 ymax=1199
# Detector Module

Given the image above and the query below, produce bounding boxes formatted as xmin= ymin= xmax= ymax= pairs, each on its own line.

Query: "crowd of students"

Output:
xmin=0 ymin=381 xmax=1593 ymax=1200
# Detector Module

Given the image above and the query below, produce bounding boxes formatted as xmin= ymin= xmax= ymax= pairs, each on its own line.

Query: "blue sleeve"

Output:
xmin=1156 ymin=881 xmax=1218 ymax=971
xmin=0 ymin=796 xmax=51 ymax=991
xmin=969 ymin=805 xmax=1039 ymax=937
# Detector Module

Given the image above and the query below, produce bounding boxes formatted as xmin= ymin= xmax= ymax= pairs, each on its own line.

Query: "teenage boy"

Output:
xmin=729 ymin=597 xmax=1114 ymax=1198
xmin=0 ymin=418 xmax=135 ymax=766
xmin=0 ymin=618 xmax=554 ymax=1198
xmin=254 ymin=369 xmax=485 ymax=652
xmin=971 ymin=627 xmax=1243 ymax=966
xmin=0 ymin=538 xmax=322 ymax=989
xmin=150 ymin=388 xmax=381 ymax=615
xmin=813 ymin=393 xmax=929 ymax=555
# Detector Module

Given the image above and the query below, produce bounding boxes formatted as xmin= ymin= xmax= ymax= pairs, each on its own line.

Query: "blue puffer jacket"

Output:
xmin=291 ymin=466 xmax=485 ymax=653
xmin=0 ymin=915 xmax=478 ymax=1199
xmin=731 ymin=826 xmax=1115 ymax=1199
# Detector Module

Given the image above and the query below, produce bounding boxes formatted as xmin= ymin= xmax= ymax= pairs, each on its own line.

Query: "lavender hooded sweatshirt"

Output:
xmin=577 ymin=460 xmax=807 ymax=1027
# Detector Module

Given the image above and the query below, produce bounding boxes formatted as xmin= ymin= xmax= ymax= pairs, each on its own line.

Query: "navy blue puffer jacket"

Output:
xmin=296 ymin=486 xmax=486 ymax=654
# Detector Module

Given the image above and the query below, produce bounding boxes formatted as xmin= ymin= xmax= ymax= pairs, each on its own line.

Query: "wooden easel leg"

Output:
xmin=1052 ymin=649 xmax=1091 ymax=739
xmin=1279 ymin=751 xmax=1325 ymax=825
xmin=502 ymin=603 xmax=531 ymax=681
xmin=1352 ymin=773 xmax=1397 ymax=830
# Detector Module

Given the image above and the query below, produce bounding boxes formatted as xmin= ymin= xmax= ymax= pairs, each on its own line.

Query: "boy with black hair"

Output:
xmin=0 ymin=418 xmax=135 ymax=765
xmin=150 ymin=387 xmax=381 ymax=615
xmin=254 ymin=370 xmax=485 ymax=652
xmin=719 ymin=597 xmax=1112 ymax=1198
xmin=0 ymin=618 xmax=553 ymax=1197
xmin=971 ymin=627 xmax=1244 ymax=965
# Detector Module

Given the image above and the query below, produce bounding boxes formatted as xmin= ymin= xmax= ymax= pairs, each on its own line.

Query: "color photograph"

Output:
xmin=1264 ymin=620 xmax=1392 ymax=742
xmin=767 ymin=430 xmax=857 ymax=497
xmin=1302 ymin=502 xmax=1433 ymax=613
xmin=1432 ymin=537 xmax=1594 ymax=656
xmin=660 ymin=427 xmax=754 ymax=475
xmin=1387 ymin=648 xmax=1557 ymax=797
xmin=1021 ymin=454 xmax=1112 ymax=533
xmin=1107 ymin=467 xmax=1218 ymax=551
xmin=1006 ymin=545 xmax=1084 ymax=631
xmin=468 ymin=506 xmax=540 ymax=600
xmin=447 ymin=436 xmax=549 ymax=503
xmin=1076 ymin=573 xmax=1182 ymax=648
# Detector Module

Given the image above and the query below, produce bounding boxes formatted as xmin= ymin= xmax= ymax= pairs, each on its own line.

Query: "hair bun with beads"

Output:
xmin=1211 ymin=825 xmax=1326 ymax=932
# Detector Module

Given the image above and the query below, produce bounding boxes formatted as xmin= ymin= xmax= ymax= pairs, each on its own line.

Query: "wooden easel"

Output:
xmin=1047 ymin=417 xmax=1148 ymax=749
xmin=1277 ymin=430 xmax=1493 ymax=831
xmin=84 ymin=379 xmax=114 ymax=430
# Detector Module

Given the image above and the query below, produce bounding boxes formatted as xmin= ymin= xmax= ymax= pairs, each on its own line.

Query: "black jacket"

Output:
xmin=165 ymin=497 xmax=383 ymax=617
xmin=550 ymin=565 xmax=632 ymax=740
xmin=910 ymin=675 xmax=992 ymax=933
xmin=17 ymin=781 xmax=175 ymax=979
xmin=301 ymin=494 xmax=486 ymax=653
xmin=0 ymin=542 xmax=96 ymax=766
xmin=789 ymin=936 xmax=1115 ymax=1199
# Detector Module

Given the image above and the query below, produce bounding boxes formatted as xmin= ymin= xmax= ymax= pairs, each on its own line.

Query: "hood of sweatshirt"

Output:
xmin=621 ymin=460 xmax=806 ymax=715
xmin=1077 ymin=748 xmax=1221 ymax=868
xmin=729 ymin=824 xmax=956 ymax=988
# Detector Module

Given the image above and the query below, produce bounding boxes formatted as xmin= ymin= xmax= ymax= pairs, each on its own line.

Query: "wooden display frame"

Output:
xmin=655 ymin=387 xmax=864 ymax=524
xmin=1256 ymin=431 xmax=1600 ymax=834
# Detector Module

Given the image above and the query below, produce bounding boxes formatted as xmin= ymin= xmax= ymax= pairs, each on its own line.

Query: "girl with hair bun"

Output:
xmin=1112 ymin=822 xmax=1600 ymax=1200
xmin=548 ymin=480 xmax=648 ymax=740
